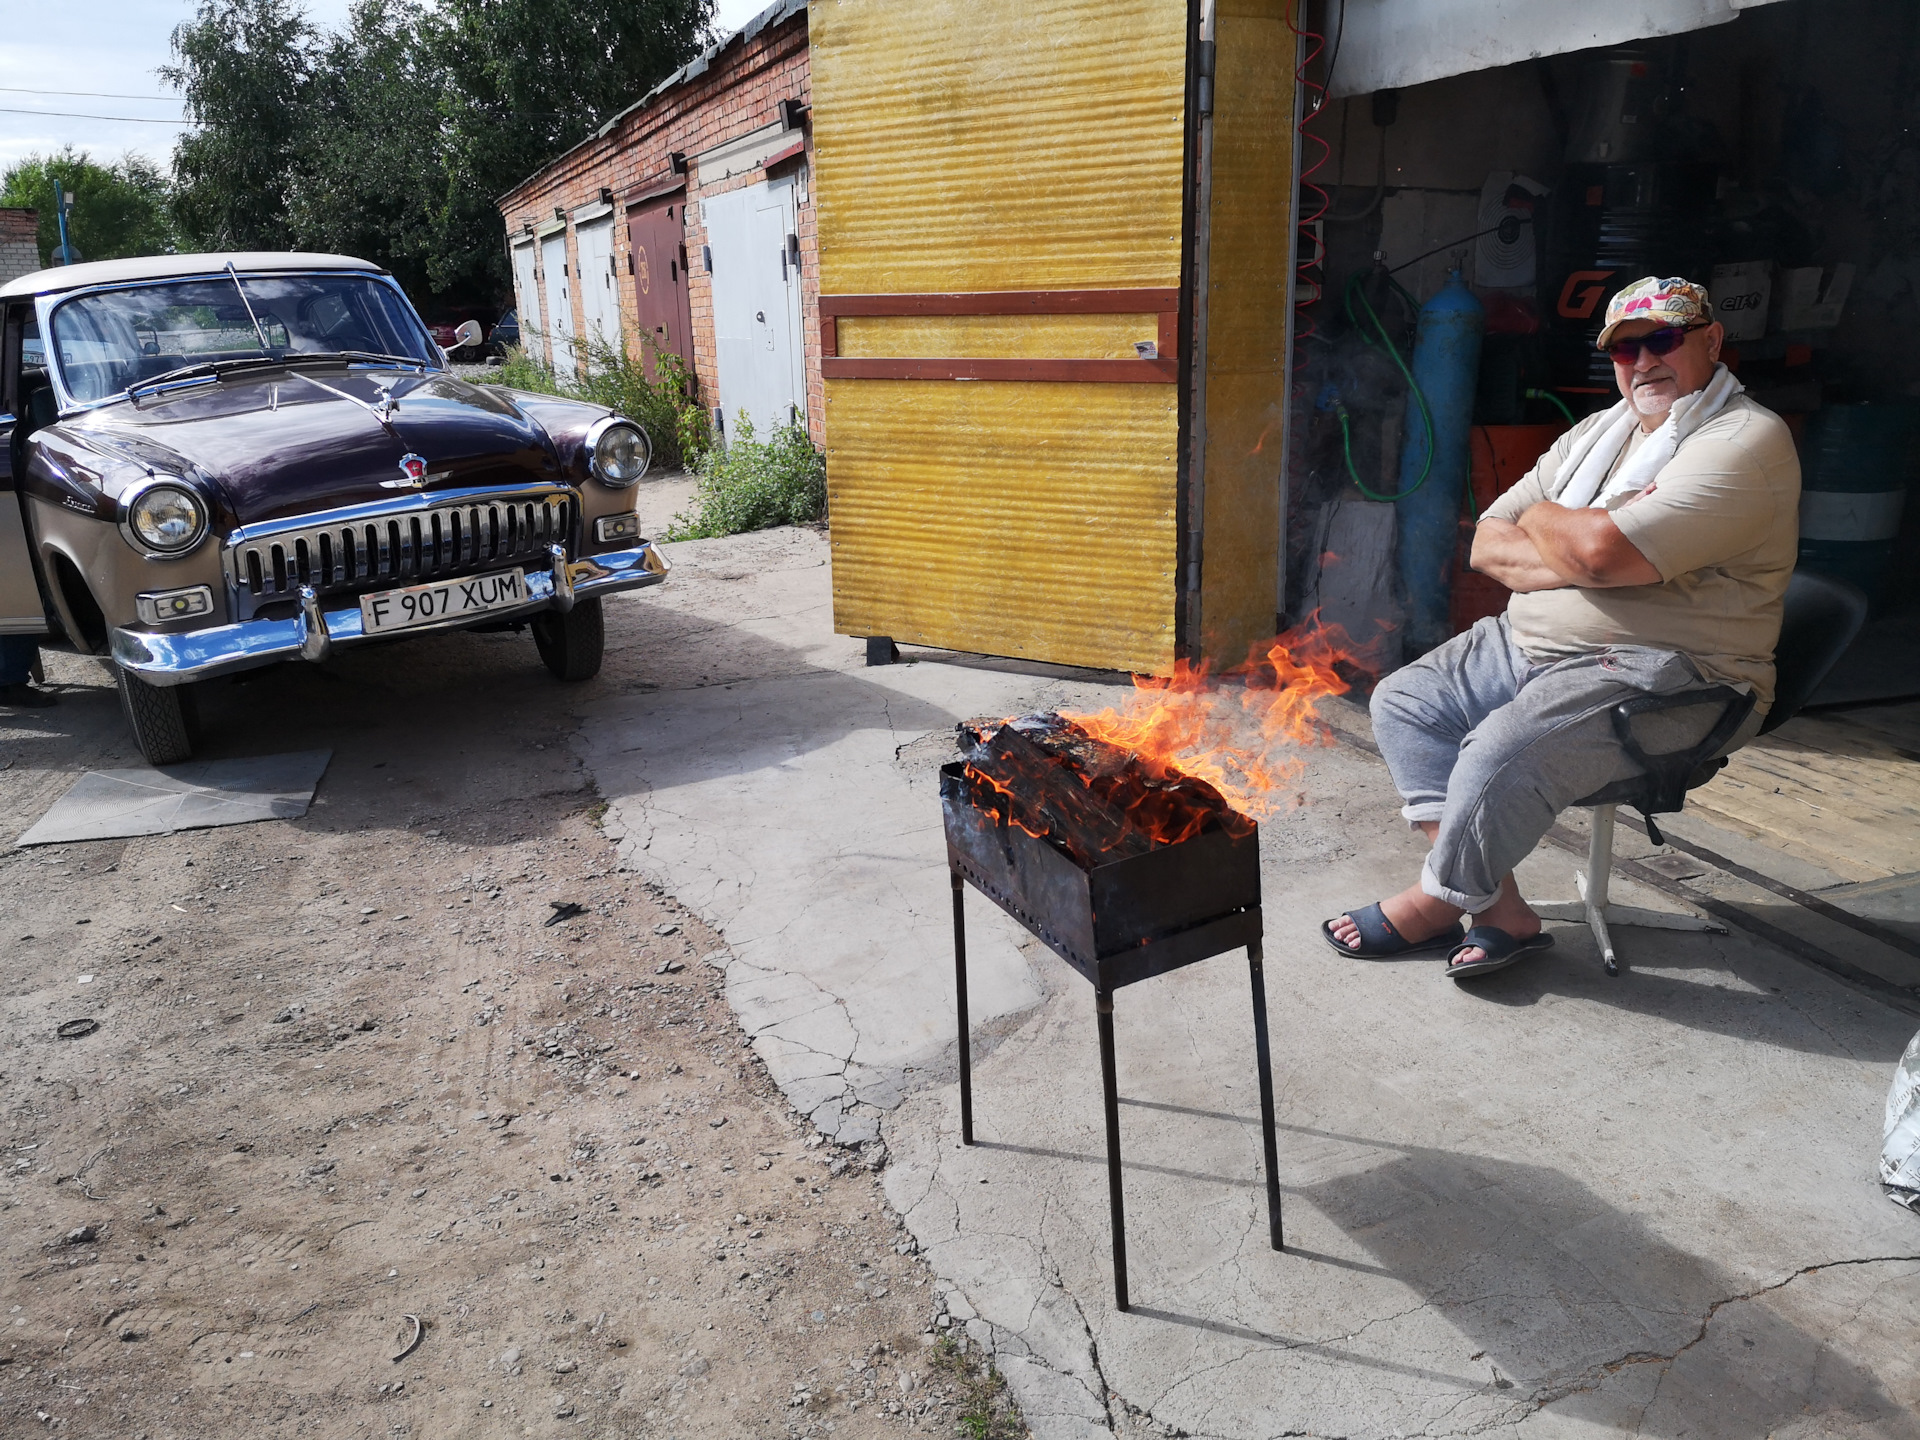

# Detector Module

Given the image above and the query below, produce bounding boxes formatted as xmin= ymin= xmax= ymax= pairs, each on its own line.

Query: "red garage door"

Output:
xmin=626 ymin=193 xmax=695 ymax=381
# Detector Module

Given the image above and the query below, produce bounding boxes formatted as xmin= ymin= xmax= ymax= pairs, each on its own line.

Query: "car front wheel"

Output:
xmin=531 ymin=597 xmax=604 ymax=682
xmin=116 ymin=665 xmax=193 ymax=765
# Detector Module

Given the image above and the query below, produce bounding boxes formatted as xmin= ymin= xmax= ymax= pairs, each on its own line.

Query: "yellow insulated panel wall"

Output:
xmin=1196 ymin=0 xmax=1296 ymax=662
xmin=828 ymin=382 xmax=1179 ymax=673
xmin=811 ymin=0 xmax=1191 ymax=674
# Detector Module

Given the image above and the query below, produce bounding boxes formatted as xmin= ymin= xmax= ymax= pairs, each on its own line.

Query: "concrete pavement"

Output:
xmin=581 ymin=524 xmax=1920 ymax=1439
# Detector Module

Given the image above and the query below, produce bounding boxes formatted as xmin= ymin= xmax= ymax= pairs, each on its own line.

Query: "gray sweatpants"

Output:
xmin=1369 ymin=615 xmax=1760 ymax=913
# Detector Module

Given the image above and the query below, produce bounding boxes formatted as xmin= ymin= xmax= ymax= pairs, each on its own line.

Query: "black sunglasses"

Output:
xmin=1606 ymin=322 xmax=1709 ymax=363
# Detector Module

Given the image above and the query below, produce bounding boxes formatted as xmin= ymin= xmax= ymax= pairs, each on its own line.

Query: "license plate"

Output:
xmin=359 ymin=568 xmax=528 ymax=634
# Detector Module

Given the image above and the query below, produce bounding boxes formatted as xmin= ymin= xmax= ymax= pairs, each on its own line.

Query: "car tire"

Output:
xmin=532 ymin=597 xmax=604 ymax=682
xmin=116 ymin=665 xmax=193 ymax=765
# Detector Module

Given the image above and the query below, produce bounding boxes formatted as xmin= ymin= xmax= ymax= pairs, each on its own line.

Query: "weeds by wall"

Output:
xmin=666 ymin=411 xmax=827 ymax=541
xmin=491 ymin=333 xmax=702 ymax=474
xmin=490 ymin=337 xmax=825 ymax=541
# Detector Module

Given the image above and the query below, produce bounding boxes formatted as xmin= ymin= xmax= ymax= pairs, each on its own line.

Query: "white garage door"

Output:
xmin=540 ymin=229 xmax=575 ymax=377
xmin=703 ymin=176 xmax=805 ymax=440
xmin=575 ymin=217 xmax=622 ymax=365
xmin=509 ymin=240 xmax=541 ymax=358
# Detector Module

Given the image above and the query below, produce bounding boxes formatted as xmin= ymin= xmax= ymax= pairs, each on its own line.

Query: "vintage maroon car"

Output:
xmin=0 ymin=252 xmax=668 ymax=763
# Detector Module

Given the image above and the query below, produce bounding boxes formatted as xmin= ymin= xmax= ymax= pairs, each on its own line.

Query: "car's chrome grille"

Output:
xmin=224 ymin=490 xmax=573 ymax=614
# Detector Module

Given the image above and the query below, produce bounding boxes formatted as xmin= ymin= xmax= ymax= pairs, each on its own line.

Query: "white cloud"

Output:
xmin=711 ymin=0 xmax=775 ymax=39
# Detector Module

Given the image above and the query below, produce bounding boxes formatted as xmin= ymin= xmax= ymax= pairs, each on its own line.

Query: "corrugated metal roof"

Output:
xmin=497 ymin=0 xmax=806 ymax=204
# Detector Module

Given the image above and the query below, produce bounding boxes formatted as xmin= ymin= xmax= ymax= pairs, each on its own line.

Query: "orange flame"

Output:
xmin=1059 ymin=615 xmax=1381 ymax=823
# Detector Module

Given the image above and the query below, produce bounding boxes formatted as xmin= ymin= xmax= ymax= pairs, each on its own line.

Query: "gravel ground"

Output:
xmin=0 ymin=612 xmax=1019 ymax=1438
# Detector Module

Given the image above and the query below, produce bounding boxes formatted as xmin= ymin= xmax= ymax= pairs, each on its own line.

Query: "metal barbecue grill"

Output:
xmin=939 ymin=717 xmax=1283 ymax=1311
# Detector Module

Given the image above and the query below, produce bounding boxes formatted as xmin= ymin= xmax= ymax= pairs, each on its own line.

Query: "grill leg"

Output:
xmin=1096 ymin=989 xmax=1129 ymax=1311
xmin=1248 ymin=942 xmax=1284 ymax=1253
xmin=950 ymin=870 xmax=974 ymax=1146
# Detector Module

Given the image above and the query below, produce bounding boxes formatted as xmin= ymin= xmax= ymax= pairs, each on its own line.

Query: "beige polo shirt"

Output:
xmin=1481 ymin=394 xmax=1801 ymax=709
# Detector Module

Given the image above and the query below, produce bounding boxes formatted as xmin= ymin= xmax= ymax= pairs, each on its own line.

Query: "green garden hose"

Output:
xmin=1525 ymin=386 xmax=1578 ymax=426
xmin=1337 ymin=272 xmax=1436 ymax=503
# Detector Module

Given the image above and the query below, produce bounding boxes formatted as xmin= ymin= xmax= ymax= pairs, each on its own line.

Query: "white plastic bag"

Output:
xmin=1883 ymin=1028 xmax=1920 ymax=1212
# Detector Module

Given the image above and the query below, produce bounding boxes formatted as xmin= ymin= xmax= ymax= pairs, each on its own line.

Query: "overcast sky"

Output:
xmin=0 ymin=0 xmax=769 ymax=178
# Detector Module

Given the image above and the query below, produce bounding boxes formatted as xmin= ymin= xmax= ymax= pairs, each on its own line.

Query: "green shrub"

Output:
xmin=673 ymin=386 xmax=713 ymax=469
xmin=665 ymin=411 xmax=826 ymax=541
xmin=487 ymin=332 xmax=699 ymax=473
xmin=491 ymin=344 xmax=558 ymax=395
xmin=571 ymin=333 xmax=698 ymax=473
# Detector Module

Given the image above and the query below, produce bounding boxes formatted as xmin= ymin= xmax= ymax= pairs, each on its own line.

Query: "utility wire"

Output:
xmin=0 ymin=86 xmax=184 ymax=102
xmin=0 ymin=106 xmax=191 ymax=124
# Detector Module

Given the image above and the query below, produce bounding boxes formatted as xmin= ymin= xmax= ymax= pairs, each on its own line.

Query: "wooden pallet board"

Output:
xmin=1687 ymin=710 xmax=1920 ymax=882
xmin=1822 ymin=699 xmax=1920 ymax=757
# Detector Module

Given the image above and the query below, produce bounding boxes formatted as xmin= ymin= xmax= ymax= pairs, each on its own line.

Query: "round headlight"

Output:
xmin=127 ymin=483 xmax=208 ymax=554
xmin=589 ymin=419 xmax=651 ymax=488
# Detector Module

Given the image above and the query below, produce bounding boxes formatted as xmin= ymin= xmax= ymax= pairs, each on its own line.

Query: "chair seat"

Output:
xmin=1572 ymin=756 xmax=1727 ymax=812
xmin=1543 ymin=572 xmax=1872 ymax=977
xmin=1569 ymin=684 xmax=1755 ymax=817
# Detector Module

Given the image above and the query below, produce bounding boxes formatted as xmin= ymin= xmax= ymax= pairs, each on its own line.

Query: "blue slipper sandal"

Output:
xmin=1445 ymin=926 xmax=1554 ymax=980
xmin=1321 ymin=902 xmax=1465 ymax=960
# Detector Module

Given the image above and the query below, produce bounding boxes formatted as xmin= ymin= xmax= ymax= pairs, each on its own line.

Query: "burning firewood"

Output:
xmin=958 ymin=714 xmax=1249 ymax=868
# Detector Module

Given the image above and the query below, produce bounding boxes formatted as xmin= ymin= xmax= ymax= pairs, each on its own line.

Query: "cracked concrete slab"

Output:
xmin=580 ymin=527 xmax=1125 ymax=1145
xmin=579 ymin=526 xmax=1920 ymax=1438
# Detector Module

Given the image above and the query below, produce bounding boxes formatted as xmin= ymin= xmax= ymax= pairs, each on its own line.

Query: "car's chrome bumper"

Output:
xmin=110 ymin=543 xmax=668 ymax=687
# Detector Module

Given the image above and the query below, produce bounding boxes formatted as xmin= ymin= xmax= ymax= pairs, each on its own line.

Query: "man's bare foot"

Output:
xmin=1327 ymin=885 xmax=1463 ymax=951
xmin=1448 ymin=877 xmax=1542 ymax=969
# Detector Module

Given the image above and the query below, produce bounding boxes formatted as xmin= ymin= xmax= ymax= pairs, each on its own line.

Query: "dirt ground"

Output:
xmin=0 ymin=606 xmax=1021 ymax=1439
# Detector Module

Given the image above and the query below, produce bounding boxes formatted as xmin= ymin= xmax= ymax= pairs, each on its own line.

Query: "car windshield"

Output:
xmin=49 ymin=271 xmax=437 ymax=404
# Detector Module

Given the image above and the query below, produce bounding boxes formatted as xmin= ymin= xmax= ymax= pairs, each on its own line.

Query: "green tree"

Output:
xmin=0 ymin=149 xmax=176 ymax=265
xmin=163 ymin=0 xmax=316 ymax=249
xmin=293 ymin=0 xmax=447 ymax=300
xmin=162 ymin=0 xmax=714 ymax=309
xmin=429 ymin=0 xmax=715 ymax=297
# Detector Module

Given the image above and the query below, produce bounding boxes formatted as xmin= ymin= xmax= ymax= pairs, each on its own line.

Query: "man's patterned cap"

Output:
xmin=1596 ymin=276 xmax=1712 ymax=350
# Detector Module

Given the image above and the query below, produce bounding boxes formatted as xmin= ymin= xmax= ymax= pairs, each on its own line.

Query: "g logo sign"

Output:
xmin=635 ymin=245 xmax=651 ymax=295
xmin=1557 ymin=269 xmax=1617 ymax=320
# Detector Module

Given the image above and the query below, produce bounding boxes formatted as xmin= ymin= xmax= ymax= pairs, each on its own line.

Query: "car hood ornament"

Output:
xmin=383 ymin=453 xmax=431 ymax=490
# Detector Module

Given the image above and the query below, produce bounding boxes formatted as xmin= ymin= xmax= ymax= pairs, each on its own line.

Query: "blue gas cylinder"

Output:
xmin=1395 ymin=269 xmax=1485 ymax=657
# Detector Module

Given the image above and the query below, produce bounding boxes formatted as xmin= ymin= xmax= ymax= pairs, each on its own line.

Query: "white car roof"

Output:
xmin=0 ymin=251 xmax=390 ymax=301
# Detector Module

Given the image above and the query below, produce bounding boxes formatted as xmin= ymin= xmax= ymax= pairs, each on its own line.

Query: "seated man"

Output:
xmin=1325 ymin=276 xmax=1800 ymax=978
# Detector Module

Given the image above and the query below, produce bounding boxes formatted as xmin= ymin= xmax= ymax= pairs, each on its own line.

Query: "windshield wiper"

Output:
xmin=279 ymin=350 xmax=430 ymax=371
xmin=126 ymin=355 xmax=285 ymax=401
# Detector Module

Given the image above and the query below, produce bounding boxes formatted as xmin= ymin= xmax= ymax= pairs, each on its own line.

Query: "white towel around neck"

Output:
xmin=1551 ymin=363 xmax=1744 ymax=510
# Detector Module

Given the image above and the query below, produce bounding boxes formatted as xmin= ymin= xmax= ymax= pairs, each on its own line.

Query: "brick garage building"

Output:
xmin=496 ymin=0 xmax=820 ymax=447
xmin=0 ymin=210 xmax=39 ymax=288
